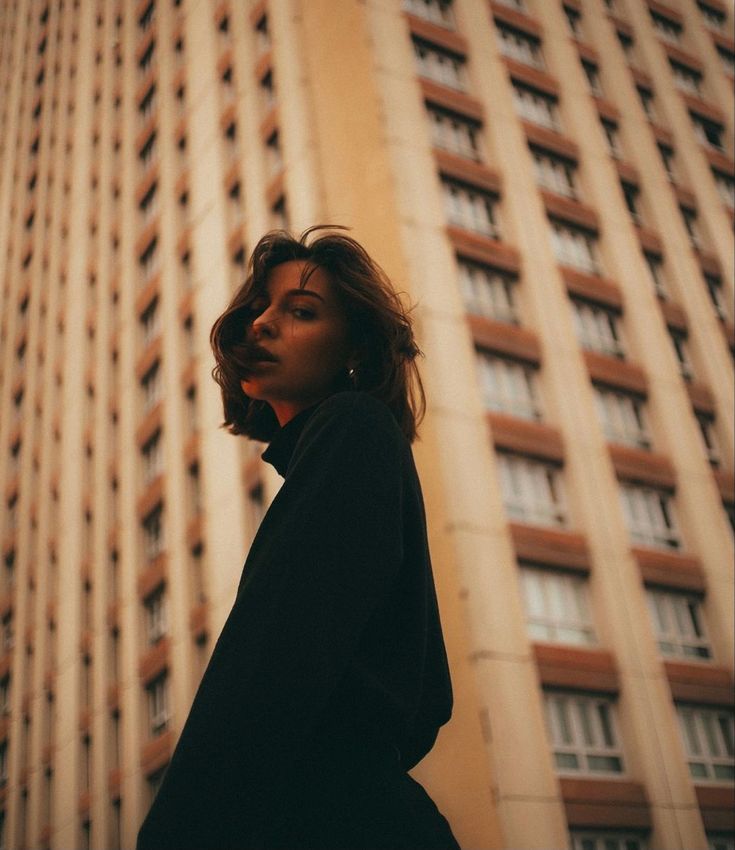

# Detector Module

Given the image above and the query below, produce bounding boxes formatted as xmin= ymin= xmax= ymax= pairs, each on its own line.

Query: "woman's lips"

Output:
xmin=246 ymin=343 xmax=279 ymax=363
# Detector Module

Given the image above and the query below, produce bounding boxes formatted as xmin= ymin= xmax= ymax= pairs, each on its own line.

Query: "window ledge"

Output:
xmin=634 ymin=547 xmax=705 ymax=592
xmin=140 ymin=728 xmax=174 ymax=777
xmin=559 ymin=776 xmax=651 ymax=829
xmin=695 ymin=784 xmax=735 ymax=832
xmin=534 ymin=643 xmax=618 ymax=692
xmin=665 ymin=659 xmax=734 ymax=706
xmin=510 ymin=522 xmax=590 ymax=571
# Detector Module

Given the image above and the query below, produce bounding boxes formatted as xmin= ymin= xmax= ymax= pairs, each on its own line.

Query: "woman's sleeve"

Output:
xmin=137 ymin=394 xmax=405 ymax=849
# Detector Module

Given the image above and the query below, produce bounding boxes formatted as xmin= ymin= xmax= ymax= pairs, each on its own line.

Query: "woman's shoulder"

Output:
xmin=296 ymin=392 xmax=407 ymax=460
xmin=314 ymin=391 xmax=402 ymax=437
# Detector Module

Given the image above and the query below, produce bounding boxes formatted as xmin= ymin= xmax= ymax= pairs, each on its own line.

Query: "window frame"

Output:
xmin=474 ymin=350 xmax=542 ymax=421
xmin=551 ymin=221 xmax=601 ymax=276
xmin=571 ymin=299 xmax=625 ymax=358
xmin=545 ymin=690 xmax=626 ymax=776
xmin=146 ymin=674 xmax=170 ymax=736
xmin=442 ymin=178 xmax=500 ymax=238
xmin=646 ymin=587 xmax=712 ymax=661
xmin=677 ymin=704 xmax=735 ymax=783
xmin=457 ymin=259 xmax=519 ymax=324
xmin=619 ymin=482 xmax=681 ymax=550
xmin=519 ymin=565 xmax=596 ymax=646
xmin=594 ymin=384 xmax=651 ymax=449
xmin=412 ymin=37 xmax=467 ymax=91
xmin=427 ymin=105 xmax=483 ymax=161
xmin=497 ymin=452 xmax=568 ymax=528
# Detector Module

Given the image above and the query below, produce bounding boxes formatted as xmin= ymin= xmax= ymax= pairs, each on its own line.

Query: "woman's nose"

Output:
xmin=250 ymin=312 xmax=278 ymax=339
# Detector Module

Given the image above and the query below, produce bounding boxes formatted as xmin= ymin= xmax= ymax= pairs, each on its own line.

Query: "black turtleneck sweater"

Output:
xmin=136 ymin=390 xmax=453 ymax=849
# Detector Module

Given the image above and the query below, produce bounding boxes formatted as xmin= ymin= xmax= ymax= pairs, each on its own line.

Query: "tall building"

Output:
xmin=0 ymin=0 xmax=733 ymax=847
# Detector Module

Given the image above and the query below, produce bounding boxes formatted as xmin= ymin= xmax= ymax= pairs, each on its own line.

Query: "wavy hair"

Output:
xmin=209 ymin=226 xmax=426 ymax=443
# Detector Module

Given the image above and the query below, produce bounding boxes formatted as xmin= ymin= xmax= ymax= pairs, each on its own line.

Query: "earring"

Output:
xmin=347 ymin=367 xmax=357 ymax=387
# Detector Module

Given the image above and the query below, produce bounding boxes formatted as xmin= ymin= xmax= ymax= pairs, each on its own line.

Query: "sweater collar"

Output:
xmin=260 ymin=400 xmax=322 ymax=478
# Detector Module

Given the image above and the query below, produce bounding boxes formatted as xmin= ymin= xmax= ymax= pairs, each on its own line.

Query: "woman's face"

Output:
xmin=239 ymin=260 xmax=355 ymax=426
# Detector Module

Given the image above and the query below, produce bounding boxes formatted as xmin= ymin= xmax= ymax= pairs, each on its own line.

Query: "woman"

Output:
xmin=136 ymin=226 xmax=460 ymax=849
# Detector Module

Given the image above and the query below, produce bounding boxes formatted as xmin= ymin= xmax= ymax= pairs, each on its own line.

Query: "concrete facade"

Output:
xmin=0 ymin=0 xmax=732 ymax=848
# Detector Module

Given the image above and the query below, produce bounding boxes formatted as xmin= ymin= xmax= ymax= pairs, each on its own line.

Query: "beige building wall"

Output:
xmin=0 ymin=1 xmax=732 ymax=849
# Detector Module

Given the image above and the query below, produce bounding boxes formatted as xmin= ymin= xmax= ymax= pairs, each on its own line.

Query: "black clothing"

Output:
xmin=136 ymin=391 xmax=459 ymax=849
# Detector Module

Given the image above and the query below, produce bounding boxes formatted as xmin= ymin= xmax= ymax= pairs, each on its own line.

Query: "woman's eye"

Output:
xmin=291 ymin=307 xmax=315 ymax=319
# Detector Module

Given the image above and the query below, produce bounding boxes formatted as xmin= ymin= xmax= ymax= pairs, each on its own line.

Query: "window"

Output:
xmin=601 ymin=118 xmax=622 ymax=159
xmin=644 ymin=252 xmax=668 ymax=299
xmin=708 ymin=835 xmax=735 ymax=850
xmin=617 ymin=30 xmax=636 ymax=63
xmin=713 ymin=170 xmax=735 ymax=209
xmin=138 ymin=0 xmax=155 ymax=31
xmin=138 ymin=38 xmax=156 ymax=76
xmin=457 ymin=260 xmax=518 ymax=323
xmin=519 ymin=566 xmax=596 ymax=645
xmin=647 ymin=588 xmax=711 ymax=660
xmin=254 ymin=13 xmax=271 ymax=53
xmin=0 ymin=675 xmax=9 ymax=716
xmin=512 ymin=81 xmax=560 ymax=131
xmin=680 ymin=206 xmax=703 ymax=250
xmin=637 ymin=86 xmax=656 ymax=121
xmin=413 ymin=39 xmax=466 ymax=90
xmin=621 ymin=181 xmax=642 ymax=224
xmin=144 ymin=586 xmax=166 ymax=645
xmin=217 ymin=11 xmax=230 ymax=39
xmin=716 ymin=45 xmax=735 ymax=76
xmin=138 ymin=82 xmax=157 ymax=122
xmin=271 ymin=196 xmax=289 ymax=230
xmin=570 ymin=831 xmax=647 ymax=850
xmin=550 ymin=221 xmax=600 ymax=275
xmin=650 ymin=10 xmax=682 ymax=43
xmin=582 ymin=59 xmax=603 ymax=96
xmin=657 ymin=143 xmax=676 ymax=181
xmin=265 ymin=130 xmax=282 ymax=175
xmin=531 ymin=148 xmax=577 ymax=198
xmin=668 ymin=328 xmax=694 ymax=380
xmin=185 ymin=385 xmax=198 ymax=433
xmin=428 ymin=106 xmax=482 ymax=160
xmin=141 ymin=361 xmax=161 ymax=411
xmin=497 ymin=453 xmax=567 ymax=527
xmin=474 ymin=351 xmax=541 ymax=420
xmin=248 ymin=482 xmax=266 ymax=530
xmin=138 ymin=130 xmax=157 ymax=169
xmin=139 ymin=180 xmax=158 ymax=223
xmin=188 ymin=462 xmax=201 ymax=515
xmin=141 ymin=429 xmax=163 ymax=485
xmin=139 ymin=234 xmax=159 ymax=282
xmin=704 ymin=273 xmax=728 ymax=320
xmin=402 ymin=0 xmax=455 ymax=29
xmin=146 ymin=674 xmax=170 ymax=736
xmin=670 ymin=60 xmax=703 ymax=96
xmin=564 ymin=5 xmax=583 ymax=38
xmin=691 ymin=114 xmax=724 ymax=151
xmin=496 ymin=23 xmax=544 ymax=70
xmin=594 ymin=385 xmax=650 ymax=448
xmin=142 ymin=503 xmax=164 ymax=561
xmin=677 ymin=705 xmax=734 ymax=782
xmin=545 ymin=691 xmax=625 ymax=774
xmin=697 ymin=1 xmax=726 ymax=32
xmin=260 ymin=69 xmax=276 ymax=109
xmin=619 ymin=482 xmax=681 ymax=549
xmin=695 ymin=411 xmax=721 ymax=466
xmin=442 ymin=179 xmax=500 ymax=237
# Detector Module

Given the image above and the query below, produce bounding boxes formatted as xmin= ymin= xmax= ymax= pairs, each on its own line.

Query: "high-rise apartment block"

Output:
xmin=0 ymin=0 xmax=733 ymax=847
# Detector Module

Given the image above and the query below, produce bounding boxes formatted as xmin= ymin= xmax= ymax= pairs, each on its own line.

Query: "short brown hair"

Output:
xmin=209 ymin=226 xmax=426 ymax=443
